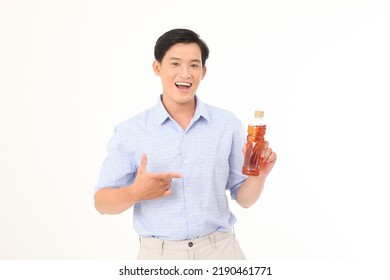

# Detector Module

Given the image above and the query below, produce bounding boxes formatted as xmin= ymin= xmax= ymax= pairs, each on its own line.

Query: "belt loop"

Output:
xmin=210 ymin=232 xmax=216 ymax=249
xmin=160 ymin=240 xmax=164 ymax=255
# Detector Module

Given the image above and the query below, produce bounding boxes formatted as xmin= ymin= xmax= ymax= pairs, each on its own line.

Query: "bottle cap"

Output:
xmin=254 ymin=110 xmax=264 ymax=118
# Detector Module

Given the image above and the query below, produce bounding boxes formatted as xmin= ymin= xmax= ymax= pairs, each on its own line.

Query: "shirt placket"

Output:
xmin=180 ymin=131 xmax=197 ymax=238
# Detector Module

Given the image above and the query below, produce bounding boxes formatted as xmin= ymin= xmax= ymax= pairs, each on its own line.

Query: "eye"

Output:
xmin=171 ymin=62 xmax=179 ymax=66
xmin=191 ymin=64 xmax=200 ymax=68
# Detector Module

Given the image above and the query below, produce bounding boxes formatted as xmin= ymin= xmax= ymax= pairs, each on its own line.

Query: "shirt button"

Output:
xmin=186 ymin=187 xmax=190 ymax=191
xmin=188 ymin=242 xmax=193 ymax=247
xmin=184 ymin=159 xmax=188 ymax=164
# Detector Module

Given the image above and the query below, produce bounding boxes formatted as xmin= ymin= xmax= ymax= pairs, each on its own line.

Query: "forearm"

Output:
xmin=94 ymin=186 xmax=137 ymax=215
xmin=235 ymin=175 xmax=267 ymax=208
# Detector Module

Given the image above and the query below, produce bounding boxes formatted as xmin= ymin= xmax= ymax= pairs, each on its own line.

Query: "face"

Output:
xmin=153 ymin=43 xmax=207 ymax=107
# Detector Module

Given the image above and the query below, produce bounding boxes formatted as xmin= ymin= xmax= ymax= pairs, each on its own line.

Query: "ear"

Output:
xmin=153 ymin=60 xmax=161 ymax=76
xmin=201 ymin=65 xmax=207 ymax=80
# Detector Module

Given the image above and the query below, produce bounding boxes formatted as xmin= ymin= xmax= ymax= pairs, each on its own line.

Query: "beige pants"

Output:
xmin=137 ymin=230 xmax=246 ymax=260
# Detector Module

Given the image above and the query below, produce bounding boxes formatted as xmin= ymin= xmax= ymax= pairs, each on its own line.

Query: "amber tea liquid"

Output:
xmin=242 ymin=124 xmax=266 ymax=176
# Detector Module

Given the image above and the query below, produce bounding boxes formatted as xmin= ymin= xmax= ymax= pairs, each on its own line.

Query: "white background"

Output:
xmin=1 ymin=0 xmax=389 ymax=260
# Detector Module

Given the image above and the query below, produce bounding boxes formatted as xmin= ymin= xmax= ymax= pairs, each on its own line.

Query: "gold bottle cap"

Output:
xmin=254 ymin=110 xmax=264 ymax=118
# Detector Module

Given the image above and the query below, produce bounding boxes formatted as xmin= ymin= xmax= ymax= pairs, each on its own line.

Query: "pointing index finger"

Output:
xmin=166 ymin=173 xmax=183 ymax=179
xmin=154 ymin=172 xmax=183 ymax=180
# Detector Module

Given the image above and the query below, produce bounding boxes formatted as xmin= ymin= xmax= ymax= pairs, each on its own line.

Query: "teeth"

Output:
xmin=175 ymin=82 xmax=191 ymax=87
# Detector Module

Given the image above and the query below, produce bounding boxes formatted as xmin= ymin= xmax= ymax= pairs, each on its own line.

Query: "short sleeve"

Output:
xmin=226 ymin=117 xmax=248 ymax=199
xmin=95 ymin=125 xmax=137 ymax=192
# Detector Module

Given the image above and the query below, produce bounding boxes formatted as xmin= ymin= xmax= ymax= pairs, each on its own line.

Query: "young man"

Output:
xmin=94 ymin=28 xmax=277 ymax=260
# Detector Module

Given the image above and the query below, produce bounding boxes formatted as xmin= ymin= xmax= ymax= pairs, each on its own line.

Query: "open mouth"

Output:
xmin=175 ymin=82 xmax=192 ymax=90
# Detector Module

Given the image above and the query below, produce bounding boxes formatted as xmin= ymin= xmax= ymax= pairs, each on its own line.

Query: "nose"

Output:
xmin=179 ymin=66 xmax=191 ymax=79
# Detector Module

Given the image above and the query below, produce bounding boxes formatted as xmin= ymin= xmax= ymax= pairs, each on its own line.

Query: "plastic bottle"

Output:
xmin=242 ymin=110 xmax=266 ymax=176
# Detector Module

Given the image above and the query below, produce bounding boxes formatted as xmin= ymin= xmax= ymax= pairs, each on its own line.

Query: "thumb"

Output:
xmin=138 ymin=153 xmax=148 ymax=173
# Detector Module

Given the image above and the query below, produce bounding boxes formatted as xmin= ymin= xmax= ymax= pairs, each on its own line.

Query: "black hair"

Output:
xmin=154 ymin=28 xmax=209 ymax=66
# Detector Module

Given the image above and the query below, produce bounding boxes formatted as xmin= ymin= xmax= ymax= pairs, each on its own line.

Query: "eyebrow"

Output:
xmin=169 ymin=57 xmax=201 ymax=63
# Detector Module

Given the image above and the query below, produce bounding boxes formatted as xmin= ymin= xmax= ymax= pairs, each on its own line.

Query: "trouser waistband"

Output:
xmin=139 ymin=230 xmax=234 ymax=250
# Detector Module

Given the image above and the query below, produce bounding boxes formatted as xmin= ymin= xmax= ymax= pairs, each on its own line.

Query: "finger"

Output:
xmin=263 ymin=147 xmax=273 ymax=162
xmin=267 ymin=151 xmax=277 ymax=163
xmin=261 ymin=141 xmax=269 ymax=158
xmin=156 ymin=172 xmax=183 ymax=180
xmin=161 ymin=178 xmax=171 ymax=186
xmin=168 ymin=173 xmax=183 ymax=179
xmin=138 ymin=153 xmax=148 ymax=173
xmin=149 ymin=173 xmax=183 ymax=182
xmin=163 ymin=189 xmax=172 ymax=196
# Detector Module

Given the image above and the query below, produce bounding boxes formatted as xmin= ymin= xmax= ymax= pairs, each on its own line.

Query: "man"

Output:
xmin=94 ymin=28 xmax=277 ymax=260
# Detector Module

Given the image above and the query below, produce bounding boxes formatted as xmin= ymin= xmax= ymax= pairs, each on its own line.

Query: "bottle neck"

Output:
xmin=249 ymin=117 xmax=265 ymax=126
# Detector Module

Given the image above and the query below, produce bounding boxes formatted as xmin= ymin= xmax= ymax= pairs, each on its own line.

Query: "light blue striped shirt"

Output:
xmin=96 ymin=96 xmax=247 ymax=240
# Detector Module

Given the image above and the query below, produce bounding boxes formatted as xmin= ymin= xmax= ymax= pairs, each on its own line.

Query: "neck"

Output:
xmin=161 ymin=94 xmax=196 ymax=130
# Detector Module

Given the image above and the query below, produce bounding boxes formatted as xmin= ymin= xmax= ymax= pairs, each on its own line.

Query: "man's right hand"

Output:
xmin=130 ymin=153 xmax=183 ymax=201
xmin=94 ymin=153 xmax=183 ymax=214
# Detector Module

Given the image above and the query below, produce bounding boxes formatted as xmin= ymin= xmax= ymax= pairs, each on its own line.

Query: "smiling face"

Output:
xmin=153 ymin=43 xmax=207 ymax=109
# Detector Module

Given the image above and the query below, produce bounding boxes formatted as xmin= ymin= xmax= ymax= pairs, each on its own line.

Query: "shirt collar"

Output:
xmin=154 ymin=95 xmax=210 ymax=125
xmin=193 ymin=96 xmax=210 ymax=123
xmin=154 ymin=95 xmax=171 ymax=125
